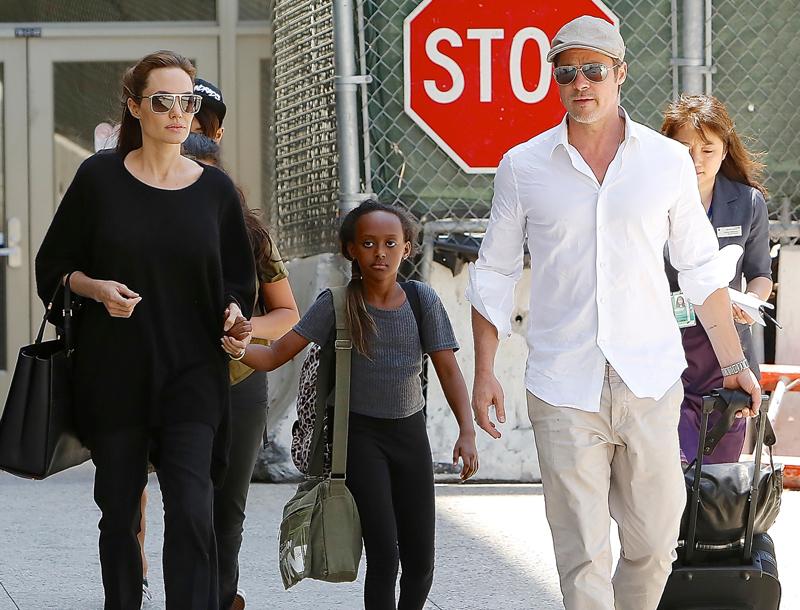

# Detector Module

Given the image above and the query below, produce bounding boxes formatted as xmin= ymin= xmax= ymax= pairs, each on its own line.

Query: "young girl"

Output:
xmin=222 ymin=200 xmax=479 ymax=610
xmin=662 ymin=94 xmax=772 ymax=463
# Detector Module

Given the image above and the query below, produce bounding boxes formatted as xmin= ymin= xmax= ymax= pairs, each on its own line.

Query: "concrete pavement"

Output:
xmin=1 ymin=462 xmax=798 ymax=609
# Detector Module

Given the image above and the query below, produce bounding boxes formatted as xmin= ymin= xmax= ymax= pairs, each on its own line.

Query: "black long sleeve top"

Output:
xmin=35 ymin=151 xmax=255 ymax=441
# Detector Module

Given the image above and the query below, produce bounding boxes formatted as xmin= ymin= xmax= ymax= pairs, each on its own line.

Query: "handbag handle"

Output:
xmin=35 ymin=273 xmax=75 ymax=351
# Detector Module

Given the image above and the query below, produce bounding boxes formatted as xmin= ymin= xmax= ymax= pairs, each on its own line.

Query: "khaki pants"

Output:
xmin=527 ymin=364 xmax=686 ymax=610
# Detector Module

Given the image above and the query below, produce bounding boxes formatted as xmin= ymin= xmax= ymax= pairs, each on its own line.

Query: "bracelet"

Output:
xmin=721 ymin=358 xmax=749 ymax=377
xmin=230 ymin=349 xmax=246 ymax=361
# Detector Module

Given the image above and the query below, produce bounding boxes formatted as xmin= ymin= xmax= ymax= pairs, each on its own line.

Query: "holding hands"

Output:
xmin=222 ymin=302 xmax=252 ymax=358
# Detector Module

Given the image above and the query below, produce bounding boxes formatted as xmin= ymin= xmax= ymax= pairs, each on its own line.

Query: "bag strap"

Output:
xmin=400 ymin=281 xmax=424 ymax=343
xmin=329 ymin=285 xmax=352 ymax=494
xmin=36 ymin=273 xmax=75 ymax=349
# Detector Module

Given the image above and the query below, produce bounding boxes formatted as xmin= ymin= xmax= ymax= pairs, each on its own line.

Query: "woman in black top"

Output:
xmin=35 ymin=51 xmax=255 ymax=610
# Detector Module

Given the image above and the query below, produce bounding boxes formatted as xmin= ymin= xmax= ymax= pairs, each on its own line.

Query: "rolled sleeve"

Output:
xmin=668 ymin=155 xmax=741 ymax=305
xmin=465 ymin=154 xmax=526 ymax=337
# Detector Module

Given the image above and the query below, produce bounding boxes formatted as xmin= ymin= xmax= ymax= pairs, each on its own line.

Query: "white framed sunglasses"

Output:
xmin=137 ymin=93 xmax=203 ymax=114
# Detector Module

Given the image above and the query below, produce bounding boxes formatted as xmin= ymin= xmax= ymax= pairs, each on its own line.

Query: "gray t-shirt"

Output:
xmin=293 ymin=281 xmax=459 ymax=419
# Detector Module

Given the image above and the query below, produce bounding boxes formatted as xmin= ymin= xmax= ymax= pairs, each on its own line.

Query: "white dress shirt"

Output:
xmin=466 ymin=109 xmax=741 ymax=412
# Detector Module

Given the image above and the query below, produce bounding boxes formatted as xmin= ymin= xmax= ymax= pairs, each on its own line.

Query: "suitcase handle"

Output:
xmin=703 ymin=389 xmax=776 ymax=455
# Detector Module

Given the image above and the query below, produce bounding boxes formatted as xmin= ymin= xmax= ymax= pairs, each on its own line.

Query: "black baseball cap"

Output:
xmin=194 ymin=78 xmax=227 ymax=125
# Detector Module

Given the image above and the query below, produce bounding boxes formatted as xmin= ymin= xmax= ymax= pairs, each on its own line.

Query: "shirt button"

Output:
xmin=599 ymin=297 xmax=606 ymax=304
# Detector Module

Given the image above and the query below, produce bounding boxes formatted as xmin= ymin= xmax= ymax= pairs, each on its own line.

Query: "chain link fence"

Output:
xmin=713 ymin=0 xmax=800 ymax=245
xmin=271 ymin=0 xmax=339 ymax=258
xmin=270 ymin=0 xmax=800 ymax=256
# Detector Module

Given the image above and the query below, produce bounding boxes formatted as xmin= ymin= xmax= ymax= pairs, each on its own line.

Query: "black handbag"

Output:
xmin=680 ymin=389 xmax=783 ymax=552
xmin=0 ymin=276 xmax=90 ymax=479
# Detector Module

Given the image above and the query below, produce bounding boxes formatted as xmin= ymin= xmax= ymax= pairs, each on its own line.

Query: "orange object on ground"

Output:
xmin=758 ymin=365 xmax=800 ymax=490
xmin=759 ymin=364 xmax=800 ymax=392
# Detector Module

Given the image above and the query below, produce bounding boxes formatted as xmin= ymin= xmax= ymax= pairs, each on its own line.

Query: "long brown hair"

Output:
xmin=116 ymin=50 xmax=196 ymax=157
xmin=339 ymin=200 xmax=420 ymax=357
xmin=661 ymin=94 xmax=767 ymax=196
xmin=191 ymin=92 xmax=275 ymax=284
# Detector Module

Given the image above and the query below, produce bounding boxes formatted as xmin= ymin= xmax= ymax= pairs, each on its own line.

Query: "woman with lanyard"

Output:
xmin=36 ymin=51 xmax=255 ymax=609
xmin=662 ymin=94 xmax=772 ymax=464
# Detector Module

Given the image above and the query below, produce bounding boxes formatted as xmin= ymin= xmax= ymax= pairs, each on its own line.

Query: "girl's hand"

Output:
xmin=93 ymin=280 xmax=142 ymax=318
xmin=453 ymin=430 xmax=479 ymax=481
xmin=227 ymin=316 xmax=252 ymax=341
xmin=223 ymin=302 xmax=243 ymax=333
xmin=221 ymin=334 xmax=251 ymax=358
xmin=732 ymin=303 xmax=754 ymax=326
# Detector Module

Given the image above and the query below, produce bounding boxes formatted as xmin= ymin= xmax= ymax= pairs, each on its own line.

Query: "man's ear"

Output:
xmin=616 ymin=61 xmax=628 ymax=86
xmin=214 ymin=126 xmax=225 ymax=144
xmin=403 ymin=241 xmax=412 ymax=259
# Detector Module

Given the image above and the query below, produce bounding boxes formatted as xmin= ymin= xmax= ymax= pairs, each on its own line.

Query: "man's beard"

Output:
xmin=567 ymin=103 xmax=602 ymax=124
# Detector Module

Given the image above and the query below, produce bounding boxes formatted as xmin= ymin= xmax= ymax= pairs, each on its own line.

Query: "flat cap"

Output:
xmin=546 ymin=16 xmax=625 ymax=63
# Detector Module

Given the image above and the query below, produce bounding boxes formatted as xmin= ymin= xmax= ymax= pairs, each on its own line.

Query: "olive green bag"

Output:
xmin=278 ymin=286 xmax=362 ymax=589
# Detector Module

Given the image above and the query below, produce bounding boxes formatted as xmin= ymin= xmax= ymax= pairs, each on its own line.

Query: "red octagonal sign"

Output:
xmin=404 ymin=0 xmax=618 ymax=173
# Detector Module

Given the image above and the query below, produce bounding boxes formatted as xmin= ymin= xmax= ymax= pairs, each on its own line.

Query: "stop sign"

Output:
xmin=404 ymin=1 xmax=619 ymax=173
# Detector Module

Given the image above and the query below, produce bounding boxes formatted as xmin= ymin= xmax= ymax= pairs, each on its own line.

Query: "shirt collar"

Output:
xmin=549 ymin=106 xmax=641 ymax=159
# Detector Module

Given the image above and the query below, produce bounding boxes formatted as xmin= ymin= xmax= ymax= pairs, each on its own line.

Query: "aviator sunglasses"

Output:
xmin=135 ymin=93 xmax=203 ymax=114
xmin=553 ymin=62 xmax=620 ymax=86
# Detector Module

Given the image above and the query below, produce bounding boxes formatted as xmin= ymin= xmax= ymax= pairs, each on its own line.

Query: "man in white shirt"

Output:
xmin=466 ymin=16 xmax=762 ymax=610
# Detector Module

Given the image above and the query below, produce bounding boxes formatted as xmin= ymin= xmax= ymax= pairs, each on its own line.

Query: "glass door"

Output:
xmin=0 ymin=39 xmax=29 ymax=405
xmin=26 ymin=36 xmax=218 ymax=337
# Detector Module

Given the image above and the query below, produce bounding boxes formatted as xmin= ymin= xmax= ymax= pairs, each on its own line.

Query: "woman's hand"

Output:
xmin=223 ymin=302 xmax=243 ymax=333
xmin=92 ymin=280 xmax=142 ymax=318
xmin=453 ymin=430 xmax=479 ymax=481
xmin=221 ymin=334 xmax=251 ymax=358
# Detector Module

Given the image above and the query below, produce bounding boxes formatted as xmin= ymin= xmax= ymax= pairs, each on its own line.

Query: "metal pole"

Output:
xmin=681 ymin=0 xmax=705 ymax=94
xmin=704 ymin=0 xmax=713 ymax=94
xmin=333 ymin=0 xmax=364 ymax=216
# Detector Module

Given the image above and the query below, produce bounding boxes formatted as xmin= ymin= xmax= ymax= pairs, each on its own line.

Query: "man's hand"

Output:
xmin=732 ymin=303 xmax=755 ymax=326
xmin=722 ymin=367 xmax=761 ymax=418
xmin=471 ymin=372 xmax=506 ymax=439
xmin=93 ymin=280 xmax=142 ymax=318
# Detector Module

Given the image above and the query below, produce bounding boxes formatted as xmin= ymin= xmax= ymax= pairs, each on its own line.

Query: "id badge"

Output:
xmin=671 ymin=291 xmax=696 ymax=328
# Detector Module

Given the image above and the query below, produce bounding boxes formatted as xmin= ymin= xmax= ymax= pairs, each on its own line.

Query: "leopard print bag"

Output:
xmin=290 ymin=343 xmax=331 ymax=475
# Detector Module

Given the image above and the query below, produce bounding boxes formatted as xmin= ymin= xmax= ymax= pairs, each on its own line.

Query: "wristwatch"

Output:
xmin=721 ymin=358 xmax=749 ymax=377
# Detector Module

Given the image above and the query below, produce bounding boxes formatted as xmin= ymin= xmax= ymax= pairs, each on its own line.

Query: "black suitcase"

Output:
xmin=659 ymin=390 xmax=781 ymax=610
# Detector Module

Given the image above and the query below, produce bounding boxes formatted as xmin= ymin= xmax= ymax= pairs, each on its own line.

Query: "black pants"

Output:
xmin=346 ymin=410 xmax=435 ymax=610
xmin=214 ymin=371 xmax=268 ymax=609
xmin=91 ymin=422 xmax=218 ymax=610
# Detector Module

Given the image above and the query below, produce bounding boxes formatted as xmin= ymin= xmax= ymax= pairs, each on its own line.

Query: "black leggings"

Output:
xmin=346 ymin=410 xmax=435 ymax=610
xmin=214 ymin=370 xmax=268 ymax=609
